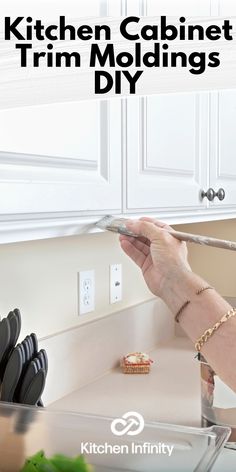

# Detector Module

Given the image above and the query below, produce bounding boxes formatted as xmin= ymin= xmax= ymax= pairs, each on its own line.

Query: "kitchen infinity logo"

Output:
xmin=80 ymin=412 xmax=174 ymax=457
xmin=111 ymin=411 xmax=145 ymax=436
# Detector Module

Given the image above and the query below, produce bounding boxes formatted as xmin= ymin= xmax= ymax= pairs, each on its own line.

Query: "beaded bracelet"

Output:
xmin=195 ymin=307 xmax=236 ymax=352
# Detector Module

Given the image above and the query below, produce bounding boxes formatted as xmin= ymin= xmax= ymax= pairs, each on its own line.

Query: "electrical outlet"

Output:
xmin=110 ymin=264 xmax=122 ymax=304
xmin=78 ymin=270 xmax=95 ymax=315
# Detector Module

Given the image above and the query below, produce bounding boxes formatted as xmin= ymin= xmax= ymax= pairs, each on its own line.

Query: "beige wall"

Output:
xmin=0 ymin=218 xmax=235 ymax=340
xmin=175 ymin=219 xmax=236 ymax=297
xmin=0 ymin=231 xmax=152 ymax=339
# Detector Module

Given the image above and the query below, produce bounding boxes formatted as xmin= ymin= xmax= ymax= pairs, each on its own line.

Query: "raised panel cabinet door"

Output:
xmin=0 ymin=0 xmax=122 ymax=217
xmin=126 ymin=93 xmax=208 ymax=213
xmin=209 ymin=90 xmax=236 ymax=208
xmin=208 ymin=2 xmax=236 ymax=209
xmin=124 ymin=0 xmax=210 ymax=216
xmin=0 ymin=99 xmax=121 ymax=215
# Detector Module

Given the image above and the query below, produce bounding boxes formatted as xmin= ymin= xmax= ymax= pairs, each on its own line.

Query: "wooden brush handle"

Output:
xmin=168 ymin=229 xmax=236 ymax=251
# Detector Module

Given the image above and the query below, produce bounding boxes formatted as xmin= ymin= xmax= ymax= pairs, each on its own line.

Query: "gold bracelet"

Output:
xmin=175 ymin=300 xmax=190 ymax=323
xmin=175 ymin=286 xmax=214 ymax=323
xmin=195 ymin=307 xmax=236 ymax=352
xmin=196 ymin=286 xmax=214 ymax=296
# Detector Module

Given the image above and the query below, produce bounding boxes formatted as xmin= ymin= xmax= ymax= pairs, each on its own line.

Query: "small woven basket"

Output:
xmin=121 ymin=352 xmax=153 ymax=374
xmin=121 ymin=362 xmax=150 ymax=374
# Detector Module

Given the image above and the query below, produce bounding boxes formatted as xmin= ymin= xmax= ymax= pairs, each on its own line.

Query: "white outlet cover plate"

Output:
xmin=110 ymin=264 xmax=122 ymax=304
xmin=78 ymin=270 xmax=95 ymax=315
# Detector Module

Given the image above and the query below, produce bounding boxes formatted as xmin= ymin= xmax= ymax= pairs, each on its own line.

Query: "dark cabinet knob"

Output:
xmin=201 ymin=188 xmax=215 ymax=201
xmin=201 ymin=188 xmax=225 ymax=202
xmin=216 ymin=188 xmax=225 ymax=201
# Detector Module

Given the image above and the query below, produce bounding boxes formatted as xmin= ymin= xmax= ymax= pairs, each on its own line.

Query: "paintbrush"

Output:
xmin=96 ymin=215 xmax=236 ymax=252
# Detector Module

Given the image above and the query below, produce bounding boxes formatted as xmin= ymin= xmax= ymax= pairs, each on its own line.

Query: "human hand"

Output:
xmin=119 ymin=218 xmax=191 ymax=298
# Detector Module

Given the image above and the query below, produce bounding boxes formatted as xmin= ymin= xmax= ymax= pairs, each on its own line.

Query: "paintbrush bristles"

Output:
xmin=96 ymin=215 xmax=138 ymax=237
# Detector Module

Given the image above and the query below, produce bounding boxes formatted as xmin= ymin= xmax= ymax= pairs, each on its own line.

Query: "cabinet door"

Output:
xmin=209 ymin=90 xmax=236 ymax=208
xmin=125 ymin=0 xmax=210 ymax=216
xmin=0 ymin=99 xmax=121 ymax=215
xmin=208 ymin=1 xmax=236 ymax=208
xmin=0 ymin=0 xmax=122 ymax=242
xmin=126 ymin=94 xmax=208 ymax=213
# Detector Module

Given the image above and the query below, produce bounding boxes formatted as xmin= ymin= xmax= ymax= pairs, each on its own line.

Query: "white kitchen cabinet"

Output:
xmin=209 ymin=0 xmax=236 ymax=208
xmin=0 ymin=99 xmax=121 ymax=215
xmin=125 ymin=0 xmax=211 ymax=220
xmin=0 ymin=0 xmax=123 ymax=243
xmin=1 ymin=0 xmax=236 ymax=243
xmin=209 ymin=90 xmax=236 ymax=208
xmin=126 ymin=0 xmax=236 ymax=217
xmin=126 ymin=89 xmax=236 ymax=221
xmin=0 ymin=99 xmax=122 ymax=243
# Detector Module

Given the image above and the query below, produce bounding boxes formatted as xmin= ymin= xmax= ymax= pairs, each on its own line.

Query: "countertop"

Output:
xmin=51 ymin=337 xmax=201 ymax=426
xmin=51 ymin=337 xmax=235 ymax=471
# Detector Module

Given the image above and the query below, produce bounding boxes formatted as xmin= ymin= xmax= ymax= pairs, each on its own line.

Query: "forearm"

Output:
xmin=161 ymin=270 xmax=236 ymax=391
xmin=120 ymin=218 xmax=236 ymax=390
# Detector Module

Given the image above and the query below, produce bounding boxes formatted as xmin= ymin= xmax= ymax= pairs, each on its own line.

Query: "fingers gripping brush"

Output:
xmin=96 ymin=215 xmax=236 ymax=252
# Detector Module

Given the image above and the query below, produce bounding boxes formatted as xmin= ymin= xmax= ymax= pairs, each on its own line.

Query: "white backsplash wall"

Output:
xmin=0 ymin=231 xmax=153 ymax=339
